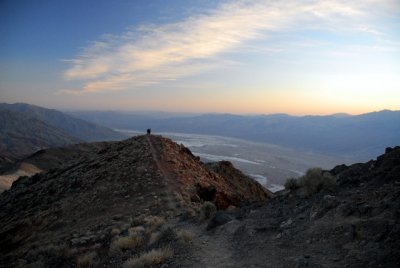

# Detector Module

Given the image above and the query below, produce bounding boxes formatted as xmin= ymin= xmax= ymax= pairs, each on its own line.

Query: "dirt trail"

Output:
xmin=146 ymin=134 xmax=179 ymax=191
xmin=146 ymin=134 xmax=180 ymax=213
xmin=180 ymin=224 xmax=236 ymax=268
xmin=146 ymin=134 xmax=236 ymax=267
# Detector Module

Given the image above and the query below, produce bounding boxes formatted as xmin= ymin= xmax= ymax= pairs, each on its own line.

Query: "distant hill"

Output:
xmin=0 ymin=109 xmax=81 ymax=169
xmin=71 ymin=110 xmax=400 ymax=160
xmin=0 ymin=103 xmax=125 ymax=142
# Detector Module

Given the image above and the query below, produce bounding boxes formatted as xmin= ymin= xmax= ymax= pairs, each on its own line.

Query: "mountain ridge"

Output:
xmin=0 ymin=109 xmax=82 ymax=167
xmin=0 ymin=103 xmax=126 ymax=142
xmin=0 ymin=135 xmax=270 ymax=267
xmin=0 ymin=103 xmax=127 ymax=173
xmin=70 ymin=109 xmax=400 ymax=160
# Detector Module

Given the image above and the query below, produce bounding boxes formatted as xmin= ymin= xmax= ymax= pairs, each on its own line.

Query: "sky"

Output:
xmin=0 ymin=0 xmax=399 ymax=115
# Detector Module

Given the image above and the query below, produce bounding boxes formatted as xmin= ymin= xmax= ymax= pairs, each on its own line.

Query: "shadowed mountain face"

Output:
xmin=0 ymin=109 xmax=81 ymax=167
xmin=0 ymin=103 xmax=127 ymax=175
xmin=71 ymin=110 xmax=400 ymax=160
xmin=0 ymin=135 xmax=270 ymax=267
xmin=0 ymin=103 xmax=125 ymax=142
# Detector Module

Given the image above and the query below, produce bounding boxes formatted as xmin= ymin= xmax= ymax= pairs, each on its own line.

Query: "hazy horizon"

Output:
xmin=59 ymin=107 xmax=400 ymax=117
xmin=3 ymin=101 xmax=400 ymax=117
xmin=1 ymin=1 xmax=399 ymax=114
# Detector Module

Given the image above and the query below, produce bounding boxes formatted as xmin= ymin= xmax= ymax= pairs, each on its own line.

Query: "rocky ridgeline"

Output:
xmin=146 ymin=135 xmax=271 ymax=209
xmin=0 ymin=135 xmax=270 ymax=267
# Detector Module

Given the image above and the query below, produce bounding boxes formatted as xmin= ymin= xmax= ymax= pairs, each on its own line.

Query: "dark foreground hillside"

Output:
xmin=0 ymin=136 xmax=399 ymax=267
xmin=203 ymin=146 xmax=400 ymax=267
xmin=0 ymin=135 xmax=269 ymax=267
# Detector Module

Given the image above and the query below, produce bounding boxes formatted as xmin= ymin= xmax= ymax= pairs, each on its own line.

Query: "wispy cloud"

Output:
xmin=63 ymin=0 xmax=399 ymax=94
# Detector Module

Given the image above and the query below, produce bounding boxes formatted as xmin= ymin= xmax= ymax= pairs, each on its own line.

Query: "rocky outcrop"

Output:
xmin=209 ymin=146 xmax=400 ymax=268
xmin=147 ymin=136 xmax=271 ymax=209
xmin=205 ymin=161 xmax=273 ymax=203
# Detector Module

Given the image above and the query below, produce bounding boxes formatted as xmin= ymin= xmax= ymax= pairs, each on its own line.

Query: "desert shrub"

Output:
xmin=176 ymin=229 xmax=193 ymax=243
xmin=144 ymin=215 xmax=165 ymax=230
xmin=129 ymin=226 xmax=145 ymax=236
xmin=149 ymin=227 xmax=177 ymax=246
xmin=110 ymin=235 xmax=144 ymax=254
xmin=201 ymin=201 xmax=217 ymax=220
xmin=284 ymin=178 xmax=299 ymax=190
xmin=298 ymin=168 xmax=336 ymax=195
xmin=123 ymin=247 xmax=174 ymax=268
xmin=77 ymin=251 xmax=97 ymax=267
xmin=111 ymin=228 xmax=121 ymax=236
xmin=148 ymin=232 xmax=161 ymax=245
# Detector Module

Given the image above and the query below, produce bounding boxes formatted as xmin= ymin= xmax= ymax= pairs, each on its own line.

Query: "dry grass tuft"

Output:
xmin=148 ymin=231 xmax=161 ymax=245
xmin=176 ymin=229 xmax=194 ymax=243
xmin=123 ymin=247 xmax=174 ymax=268
xmin=111 ymin=228 xmax=121 ymax=236
xmin=110 ymin=235 xmax=144 ymax=254
xmin=129 ymin=226 xmax=145 ymax=236
xmin=144 ymin=215 xmax=165 ymax=229
xmin=77 ymin=251 xmax=97 ymax=267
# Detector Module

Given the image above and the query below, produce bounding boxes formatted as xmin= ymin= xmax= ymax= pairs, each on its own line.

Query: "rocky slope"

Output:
xmin=0 ymin=135 xmax=270 ymax=267
xmin=194 ymin=146 xmax=400 ymax=268
xmin=0 ymin=142 xmax=108 ymax=193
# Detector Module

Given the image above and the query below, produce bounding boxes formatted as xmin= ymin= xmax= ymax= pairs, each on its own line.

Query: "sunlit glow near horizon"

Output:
xmin=0 ymin=0 xmax=399 ymax=115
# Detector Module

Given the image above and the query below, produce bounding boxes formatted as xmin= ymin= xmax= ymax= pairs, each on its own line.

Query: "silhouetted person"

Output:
xmin=147 ymin=128 xmax=151 ymax=135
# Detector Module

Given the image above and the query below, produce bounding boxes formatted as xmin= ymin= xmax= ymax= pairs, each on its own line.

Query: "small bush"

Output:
xmin=176 ymin=229 xmax=193 ymax=243
xmin=129 ymin=226 xmax=145 ymax=236
xmin=110 ymin=235 xmax=144 ymax=253
xmin=201 ymin=201 xmax=217 ymax=220
xmin=77 ymin=251 xmax=97 ymax=267
xmin=148 ymin=232 xmax=161 ymax=245
xmin=284 ymin=178 xmax=299 ymax=190
xmin=111 ymin=228 xmax=121 ymax=236
xmin=149 ymin=227 xmax=177 ymax=246
xmin=298 ymin=168 xmax=336 ymax=195
xmin=144 ymin=215 xmax=165 ymax=230
xmin=123 ymin=247 xmax=174 ymax=268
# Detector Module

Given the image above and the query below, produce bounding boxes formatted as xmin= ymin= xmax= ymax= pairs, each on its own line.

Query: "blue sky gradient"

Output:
xmin=1 ymin=0 xmax=399 ymax=115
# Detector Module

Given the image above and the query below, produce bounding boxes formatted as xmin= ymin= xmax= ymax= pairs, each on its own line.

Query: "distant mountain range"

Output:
xmin=0 ymin=103 xmax=126 ymax=167
xmin=70 ymin=110 xmax=400 ymax=160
